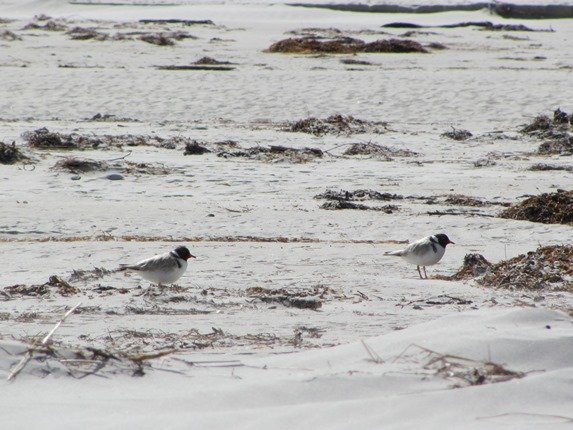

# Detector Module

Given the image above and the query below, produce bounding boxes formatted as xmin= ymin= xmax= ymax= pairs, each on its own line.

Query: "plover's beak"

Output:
xmin=449 ymin=240 xmax=455 ymax=245
xmin=190 ymin=254 xmax=197 ymax=259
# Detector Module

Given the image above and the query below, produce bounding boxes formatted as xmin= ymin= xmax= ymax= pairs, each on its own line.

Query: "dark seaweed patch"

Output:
xmin=499 ymin=190 xmax=573 ymax=225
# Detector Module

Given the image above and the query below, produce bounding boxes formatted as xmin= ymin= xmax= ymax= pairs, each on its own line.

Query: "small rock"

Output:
xmin=71 ymin=175 xmax=81 ymax=180
xmin=106 ymin=173 xmax=124 ymax=181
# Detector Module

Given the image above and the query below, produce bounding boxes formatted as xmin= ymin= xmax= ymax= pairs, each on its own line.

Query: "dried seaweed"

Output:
xmin=528 ymin=163 xmax=573 ymax=172
xmin=343 ymin=142 xmax=417 ymax=158
xmin=315 ymin=189 xmax=403 ymax=201
xmin=4 ymin=276 xmax=80 ymax=299
xmin=441 ymin=127 xmax=473 ymax=141
xmin=437 ymin=254 xmax=493 ymax=281
xmin=478 ymin=245 xmax=573 ymax=291
xmin=23 ymin=128 xmax=191 ymax=151
xmin=287 ymin=114 xmax=387 ymax=136
xmin=0 ymin=30 xmax=21 ymax=41
xmin=267 ymin=37 xmax=428 ymax=54
xmin=0 ymin=142 xmax=28 ymax=164
xmin=218 ymin=145 xmax=323 ymax=163
xmin=499 ymin=190 xmax=573 ymax=225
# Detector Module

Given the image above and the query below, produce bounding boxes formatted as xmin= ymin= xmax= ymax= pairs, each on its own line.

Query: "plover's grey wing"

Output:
xmin=404 ymin=237 xmax=436 ymax=257
xmin=385 ymin=236 xmax=432 ymax=257
xmin=121 ymin=253 xmax=178 ymax=272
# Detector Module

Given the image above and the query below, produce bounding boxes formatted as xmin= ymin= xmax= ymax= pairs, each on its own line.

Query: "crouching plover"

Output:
xmin=385 ymin=234 xmax=454 ymax=279
xmin=118 ymin=246 xmax=195 ymax=285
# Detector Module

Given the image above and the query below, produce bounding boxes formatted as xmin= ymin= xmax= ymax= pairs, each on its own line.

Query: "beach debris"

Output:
xmin=538 ymin=137 xmax=573 ymax=155
xmin=3 ymin=276 xmax=80 ymax=299
xmin=528 ymin=163 xmax=573 ymax=172
xmin=436 ymin=254 xmax=493 ymax=281
xmin=23 ymin=128 xmax=192 ymax=150
xmin=23 ymin=127 xmax=78 ymax=149
xmin=477 ymin=245 xmax=572 ymax=290
xmin=382 ymin=21 xmax=547 ymax=32
xmin=287 ymin=114 xmax=387 ymax=136
xmin=316 ymin=189 xmax=403 ymax=201
xmin=139 ymin=33 xmax=175 ymax=46
xmin=521 ymin=109 xmax=572 ymax=154
xmin=0 ymin=141 xmax=28 ymax=164
xmin=441 ymin=127 xmax=473 ymax=141
xmin=67 ymin=27 xmax=108 ymax=40
xmin=139 ymin=31 xmax=195 ymax=46
xmin=23 ymin=20 xmax=67 ymax=31
xmin=139 ymin=19 xmax=215 ymax=26
xmin=340 ymin=58 xmax=374 ymax=66
xmin=0 ymin=30 xmax=21 ymax=41
xmin=158 ymin=56 xmax=235 ymax=71
xmin=184 ymin=141 xmax=211 ymax=155
xmin=320 ymin=200 xmax=399 ymax=212
xmin=7 ymin=302 xmax=82 ymax=381
xmin=342 ymin=142 xmax=418 ymax=158
xmin=398 ymin=294 xmax=474 ymax=308
xmin=499 ymin=190 xmax=573 ymax=225
xmin=267 ymin=37 xmax=428 ymax=54
xmin=218 ymin=145 xmax=323 ymax=163
xmin=52 ymin=157 xmax=172 ymax=176
xmin=54 ymin=157 xmax=108 ymax=173
xmin=246 ymin=286 xmax=331 ymax=310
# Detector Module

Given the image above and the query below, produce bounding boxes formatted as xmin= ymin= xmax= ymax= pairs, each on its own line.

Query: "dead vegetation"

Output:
xmin=478 ymin=245 xmax=572 ymax=291
xmin=139 ymin=19 xmax=215 ymax=26
xmin=528 ymin=163 xmax=573 ymax=172
xmin=315 ymin=190 xmax=507 ymax=212
xmin=23 ymin=20 xmax=67 ymax=31
xmin=437 ymin=254 xmax=493 ymax=281
xmin=343 ymin=142 xmax=418 ymax=158
xmin=267 ymin=37 xmax=428 ymax=54
xmin=0 ymin=30 xmax=21 ymax=41
xmin=286 ymin=114 xmax=388 ymax=136
xmin=383 ymin=21 xmax=548 ymax=32
xmin=53 ymin=157 xmax=173 ymax=176
xmin=246 ymin=286 xmax=328 ymax=310
xmin=499 ymin=190 xmax=573 ymax=225
xmin=441 ymin=127 xmax=473 ymax=141
xmin=23 ymin=128 xmax=192 ymax=150
xmin=3 ymin=276 xmax=80 ymax=300
xmin=218 ymin=145 xmax=323 ymax=163
xmin=521 ymin=109 xmax=573 ymax=155
xmin=0 ymin=141 xmax=28 ymax=164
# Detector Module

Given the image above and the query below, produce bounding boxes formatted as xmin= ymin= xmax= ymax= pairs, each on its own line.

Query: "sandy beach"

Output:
xmin=1 ymin=1 xmax=572 ymax=428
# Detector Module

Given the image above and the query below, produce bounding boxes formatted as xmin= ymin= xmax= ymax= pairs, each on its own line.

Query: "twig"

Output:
xmin=107 ymin=150 xmax=132 ymax=161
xmin=477 ymin=412 xmax=573 ymax=423
xmin=361 ymin=339 xmax=384 ymax=364
xmin=7 ymin=302 xmax=82 ymax=381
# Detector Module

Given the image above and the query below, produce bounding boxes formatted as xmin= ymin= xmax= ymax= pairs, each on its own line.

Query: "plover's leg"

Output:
xmin=416 ymin=266 xmax=423 ymax=279
xmin=422 ymin=266 xmax=428 ymax=279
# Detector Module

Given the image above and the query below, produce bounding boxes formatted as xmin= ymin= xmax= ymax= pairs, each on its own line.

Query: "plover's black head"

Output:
xmin=174 ymin=246 xmax=196 ymax=260
xmin=435 ymin=234 xmax=454 ymax=248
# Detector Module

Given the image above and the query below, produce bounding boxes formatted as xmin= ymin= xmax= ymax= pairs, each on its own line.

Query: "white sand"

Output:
xmin=0 ymin=1 xmax=572 ymax=428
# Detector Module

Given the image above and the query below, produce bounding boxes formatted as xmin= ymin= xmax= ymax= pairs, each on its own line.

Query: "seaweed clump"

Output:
xmin=267 ymin=37 xmax=428 ymax=54
xmin=478 ymin=245 xmax=572 ymax=291
xmin=499 ymin=190 xmax=573 ymax=225
xmin=0 ymin=142 xmax=28 ymax=164
xmin=218 ymin=145 xmax=323 ymax=163
xmin=343 ymin=142 xmax=417 ymax=158
xmin=521 ymin=109 xmax=572 ymax=155
xmin=443 ymin=254 xmax=493 ymax=281
xmin=288 ymin=114 xmax=387 ymax=136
